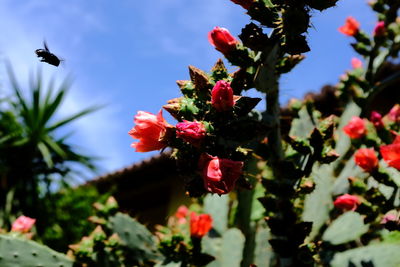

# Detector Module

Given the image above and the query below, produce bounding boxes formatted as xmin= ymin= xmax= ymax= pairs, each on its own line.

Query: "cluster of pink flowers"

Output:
xmin=172 ymin=205 xmax=213 ymax=238
xmin=342 ymin=105 xmax=400 ymax=172
xmin=339 ymin=16 xmax=385 ymax=37
xmin=128 ymin=26 xmax=245 ymax=195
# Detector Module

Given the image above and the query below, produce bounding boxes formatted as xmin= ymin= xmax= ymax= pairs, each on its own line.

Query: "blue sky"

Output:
xmin=0 ymin=0 xmax=376 ymax=181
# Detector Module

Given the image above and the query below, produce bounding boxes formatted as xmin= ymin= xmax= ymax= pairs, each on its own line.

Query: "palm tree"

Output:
xmin=0 ymin=64 xmax=100 ymax=232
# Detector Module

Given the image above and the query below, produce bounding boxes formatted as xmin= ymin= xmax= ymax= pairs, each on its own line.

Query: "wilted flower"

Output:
xmin=208 ymin=27 xmax=239 ymax=55
xmin=343 ymin=116 xmax=367 ymax=139
xmin=190 ymin=212 xmax=212 ymax=238
xmin=373 ymin=21 xmax=385 ymax=37
xmin=199 ymin=153 xmax=243 ymax=195
xmin=230 ymin=0 xmax=254 ymax=9
xmin=370 ymin=111 xmax=384 ymax=129
xmin=351 ymin=57 xmax=363 ymax=69
xmin=176 ymin=121 xmax=206 ymax=146
xmin=11 ymin=215 xmax=36 ymax=233
xmin=354 ymin=148 xmax=379 ymax=172
xmin=334 ymin=194 xmax=361 ymax=211
xmin=380 ymin=136 xmax=400 ymax=170
xmin=338 ymin=16 xmax=360 ymax=36
xmin=211 ymin=80 xmax=235 ymax=112
xmin=129 ymin=110 xmax=171 ymax=152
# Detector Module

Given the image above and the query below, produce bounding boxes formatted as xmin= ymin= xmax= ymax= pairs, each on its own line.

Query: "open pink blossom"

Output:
xmin=190 ymin=212 xmax=212 ymax=238
xmin=343 ymin=116 xmax=367 ymax=139
xmin=128 ymin=110 xmax=171 ymax=152
xmin=176 ymin=121 xmax=206 ymax=146
xmin=380 ymin=136 xmax=400 ymax=170
xmin=11 ymin=215 xmax=36 ymax=233
xmin=199 ymin=153 xmax=243 ymax=195
xmin=338 ymin=17 xmax=360 ymax=36
xmin=354 ymin=148 xmax=378 ymax=172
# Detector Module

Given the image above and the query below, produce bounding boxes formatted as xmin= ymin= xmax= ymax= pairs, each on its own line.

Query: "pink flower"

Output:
xmin=190 ymin=212 xmax=212 ymax=238
xmin=388 ymin=104 xmax=400 ymax=122
xmin=211 ymin=80 xmax=234 ymax=112
xmin=334 ymin=194 xmax=361 ymax=211
xmin=230 ymin=0 xmax=254 ymax=9
xmin=343 ymin=116 xmax=367 ymax=139
xmin=11 ymin=215 xmax=36 ymax=233
xmin=381 ymin=213 xmax=397 ymax=224
xmin=175 ymin=205 xmax=189 ymax=224
xmin=380 ymin=136 xmax=400 ymax=170
xmin=354 ymin=148 xmax=379 ymax=172
xmin=128 ymin=110 xmax=171 ymax=152
xmin=370 ymin=111 xmax=384 ymax=129
xmin=199 ymin=153 xmax=243 ymax=195
xmin=338 ymin=17 xmax=360 ymax=36
xmin=374 ymin=21 xmax=385 ymax=37
xmin=208 ymin=27 xmax=238 ymax=55
xmin=176 ymin=121 xmax=206 ymax=146
xmin=351 ymin=57 xmax=363 ymax=69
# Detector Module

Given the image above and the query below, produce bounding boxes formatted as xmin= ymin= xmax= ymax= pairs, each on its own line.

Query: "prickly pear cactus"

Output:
xmin=0 ymin=235 xmax=74 ymax=267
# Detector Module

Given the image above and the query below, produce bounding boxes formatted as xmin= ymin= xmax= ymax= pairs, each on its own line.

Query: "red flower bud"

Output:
xmin=388 ymin=104 xmax=400 ymax=122
xmin=373 ymin=21 xmax=385 ymax=37
xmin=334 ymin=194 xmax=361 ymax=211
xmin=354 ymin=148 xmax=378 ymax=172
xmin=338 ymin=16 xmax=360 ymax=36
xmin=230 ymin=0 xmax=254 ymax=9
xmin=208 ymin=27 xmax=238 ymax=55
xmin=211 ymin=80 xmax=234 ymax=112
xmin=351 ymin=57 xmax=362 ymax=69
xmin=128 ymin=110 xmax=171 ymax=152
xmin=12 ymin=215 xmax=36 ymax=233
xmin=380 ymin=136 xmax=400 ymax=170
xmin=199 ymin=153 xmax=243 ymax=195
xmin=190 ymin=212 xmax=212 ymax=238
xmin=343 ymin=116 xmax=367 ymax=139
xmin=176 ymin=120 xmax=206 ymax=146
xmin=370 ymin=111 xmax=384 ymax=129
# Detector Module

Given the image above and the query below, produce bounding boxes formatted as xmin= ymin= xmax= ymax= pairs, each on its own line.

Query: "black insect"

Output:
xmin=35 ymin=41 xmax=61 ymax=67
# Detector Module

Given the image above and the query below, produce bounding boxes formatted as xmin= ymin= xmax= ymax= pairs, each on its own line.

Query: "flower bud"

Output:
xmin=351 ymin=57 xmax=363 ymax=69
xmin=128 ymin=110 xmax=171 ymax=152
xmin=199 ymin=153 xmax=243 ymax=195
xmin=11 ymin=215 xmax=36 ymax=233
xmin=338 ymin=17 xmax=360 ymax=36
xmin=190 ymin=212 xmax=212 ymax=238
xmin=176 ymin=120 xmax=206 ymax=146
xmin=373 ymin=21 xmax=385 ymax=37
xmin=334 ymin=194 xmax=361 ymax=211
xmin=211 ymin=80 xmax=234 ymax=112
xmin=370 ymin=111 xmax=384 ymax=129
xmin=354 ymin=148 xmax=379 ymax=172
xmin=343 ymin=116 xmax=367 ymax=139
xmin=208 ymin=27 xmax=238 ymax=55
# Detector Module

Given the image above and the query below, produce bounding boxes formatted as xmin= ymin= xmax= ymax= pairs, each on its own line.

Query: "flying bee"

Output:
xmin=35 ymin=41 xmax=61 ymax=67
